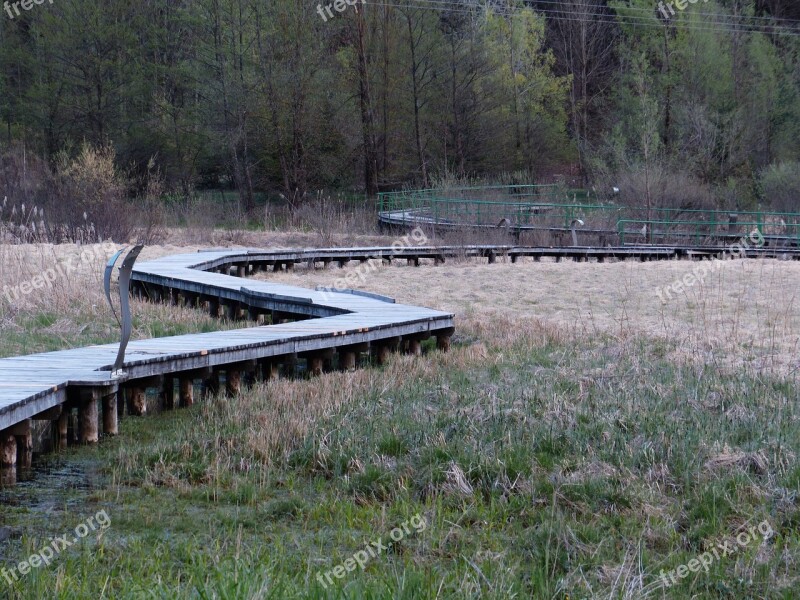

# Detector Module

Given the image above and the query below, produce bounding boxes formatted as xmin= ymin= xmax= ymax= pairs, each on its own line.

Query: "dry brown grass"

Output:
xmin=0 ymin=241 xmax=257 ymax=355
xmin=3 ymin=234 xmax=799 ymax=378
xmin=264 ymin=256 xmax=800 ymax=376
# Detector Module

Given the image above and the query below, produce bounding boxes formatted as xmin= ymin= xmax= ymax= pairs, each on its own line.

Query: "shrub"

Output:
xmin=0 ymin=142 xmax=165 ymax=243
xmin=759 ymin=161 xmax=800 ymax=213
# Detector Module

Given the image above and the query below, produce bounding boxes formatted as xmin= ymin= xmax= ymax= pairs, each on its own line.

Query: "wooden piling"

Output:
xmin=223 ymin=302 xmax=237 ymax=320
xmin=308 ymin=356 xmax=324 ymax=376
xmin=11 ymin=420 xmax=32 ymax=471
xmin=128 ymin=387 xmax=147 ymax=416
xmin=208 ymin=297 xmax=220 ymax=318
xmin=161 ymin=377 xmax=175 ymax=411
xmin=56 ymin=410 xmax=69 ymax=450
xmin=226 ymin=369 xmax=241 ymax=396
xmin=259 ymin=360 xmax=280 ymax=380
xmin=203 ymin=371 xmax=220 ymax=399
xmin=180 ymin=378 xmax=194 ymax=408
xmin=339 ymin=351 xmax=356 ymax=371
xmin=375 ymin=345 xmax=391 ymax=365
xmin=436 ymin=334 xmax=451 ymax=352
xmin=79 ymin=391 xmax=99 ymax=444
xmin=1 ymin=433 xmax=16 ymax=485
xmin=102 ymin=393 xmax=118 ymax=436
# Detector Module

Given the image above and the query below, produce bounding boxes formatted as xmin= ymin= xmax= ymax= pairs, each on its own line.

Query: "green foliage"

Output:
xmin=2 ymin=0 xmax=800 ymax=198
xmin=759 ymin=161 xmax=800 ymax=211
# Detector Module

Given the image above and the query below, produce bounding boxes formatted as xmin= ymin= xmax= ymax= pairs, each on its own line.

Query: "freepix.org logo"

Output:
xmin=316 ymin=514 xmax=427 ymax=589
xmin=4 ymin=0 xmax=54 ymax=20
xmin=316 ymin=0 xmax=365 ymax=23
xmin=1 ymin=510 xmax=111 ymax=586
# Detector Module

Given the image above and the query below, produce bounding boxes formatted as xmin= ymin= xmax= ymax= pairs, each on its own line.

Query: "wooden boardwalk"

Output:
xmin=1 ymin=240 xmax=797 ymax=483
xmin=0 ymin=248 xmax=456 ymax=484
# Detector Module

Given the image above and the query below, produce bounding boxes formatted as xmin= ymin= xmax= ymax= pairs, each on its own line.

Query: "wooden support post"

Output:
xmin=1 ymin=432 xmax=17 ymax=485
xmin=102 ymin=393 xmax=118 ymax=436
xmin=308 ymin=356 xmax=324 ymax=377
xmin=223 ymin=302 xmax=237 ymax=320
xmin=208 ymin=297 xmax=220 ymax=318
xmin=339 ymin=351 xmax=356 ymax=371
xmin=161 ymin=377 xmax=175 ymax=411
xmin=226 ymin=369 xmax=241 ymax=396
xmin=11 ymin=421 xmax=32 ymax=471
xmin=180 ymin=378 xmax=194 ymax=408
xmin=281 ymin=354 xmax=298 ymax=377
xmin=375 ymin=345 xmax=390 ymax=365
xmin=56 ymin=409 xmax=69 ymax=450
xmin=128 ymin=387 xmax=147 ymax=417
xmin=436 ymin=334 xmax=452 ymax=352
xmin=203 ymin=371 xmax=220 ymax=399
xmin=79 ymin=391 xmax=99 ymax=444
xmin=258 ymin=360 xmax=279 ymax=380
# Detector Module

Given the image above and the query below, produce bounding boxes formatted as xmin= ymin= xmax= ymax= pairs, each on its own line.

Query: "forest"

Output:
xmin=2 ymin=0 xmax=800 ymax=213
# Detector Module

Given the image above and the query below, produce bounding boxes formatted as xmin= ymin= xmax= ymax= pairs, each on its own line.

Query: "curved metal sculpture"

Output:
xmin=104 ymin=245 xmax=144 ymax=376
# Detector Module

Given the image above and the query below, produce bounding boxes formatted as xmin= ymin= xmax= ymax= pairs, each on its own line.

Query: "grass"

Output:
xmin=0 ymin=315 xmax=798 ymax=598
xmin=1 ymin=242 xmax=799 ymax=598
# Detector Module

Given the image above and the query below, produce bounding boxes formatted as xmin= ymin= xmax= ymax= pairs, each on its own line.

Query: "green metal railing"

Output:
xmin=378 ymin=184 xmax=800 ymax=245
xmin=616 ymin=219 xmax=800 ymax=246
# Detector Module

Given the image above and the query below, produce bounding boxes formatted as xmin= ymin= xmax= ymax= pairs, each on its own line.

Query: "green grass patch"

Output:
xmin=1 ymin=332 xmax=798 ymax=598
